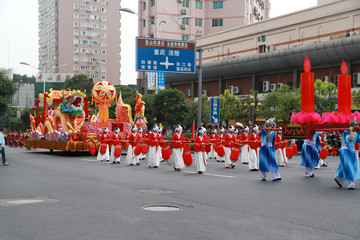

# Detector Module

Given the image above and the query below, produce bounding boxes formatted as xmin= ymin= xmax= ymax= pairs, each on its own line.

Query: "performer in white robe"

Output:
xmin=194 ymin=127 xmax=208 ymax=173
xmin=208 ymin=129 xmax=218 ymax=160
xmin=147 ymin=126 xmax=159 ymax=168
xmin=126 ymin=127 xmax=140 ymax=166
xmin=248 ymin=126 xmax=260 ymax=171
xmin=172 ymin=125 xmax=185 ymax=171
xmin=97 ymin=128 xmax=111 ymax=162
xmin=275 ymin=129 xmax=286 ymax=167
xmin=110 ymin=127 xmax=122 ymax=164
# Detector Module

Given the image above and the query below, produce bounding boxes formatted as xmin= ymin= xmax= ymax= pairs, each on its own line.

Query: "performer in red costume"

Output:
xmin=208 ymin=129 xmax=218 ymax=160
xmin=248 ymin=126 xmax=260 ymax=171
xmin=194 ymin=127 xmax=208 ymax=174
xmin=110 ymin=127 xmax=122 ymax=164
xmin=126 ymin=127 xmax=141 ymax=166
xmin=172 ymin=125 xmax=185 ymax=171
xmin=97 ymin=128 xmax=111 ymax=162
xmin=223 ymin=126 xmax=236 ymax=169
xmin=239 ymin=127 xmax=250 ymax=164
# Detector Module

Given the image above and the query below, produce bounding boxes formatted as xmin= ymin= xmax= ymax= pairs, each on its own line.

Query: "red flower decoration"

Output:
xmin=75 ymin=78 xmax=79 ymax=81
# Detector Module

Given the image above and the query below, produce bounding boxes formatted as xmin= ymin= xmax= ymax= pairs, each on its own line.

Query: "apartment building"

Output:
xmin=38 ymin=0 xmax=121 ymax=86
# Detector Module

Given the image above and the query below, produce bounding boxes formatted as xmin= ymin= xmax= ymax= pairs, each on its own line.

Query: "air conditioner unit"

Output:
xmin=202 ymin=90 xmax=208 ymax=96
xmin=353 ymin=73 xmax=360 ymax=85
xmin=263 ymin=81 xmax=270 ymax=92
xmin=177 ymin=0 xmax=183 ymax=3
xmin=233 ymin=86 xmax=240 ymax=94
xmin=267 ymin=45 xmax=275 ymax=52
xmin=334 ymin=75 xmax=338 ymax=86
xmin=229 ymin=85 xmax=234 ymax=94
xmin=270 ymin=83 xmax=277 ymax=91
xmin=321 ymin=76 xmax=330 ymax=82
xmin=181 ymin=9 xmax=187 ymax=15
xmin=181 ymin=24 xmax=187 ymax=29
xmin=277 ymin=83 xmax=283 ymax=89
xmin=186 ymin=89 xmax=191 ymax=97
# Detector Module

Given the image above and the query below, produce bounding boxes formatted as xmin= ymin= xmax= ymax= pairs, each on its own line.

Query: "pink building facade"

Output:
xmin=38 ymin=0 xmax=121 ymax=86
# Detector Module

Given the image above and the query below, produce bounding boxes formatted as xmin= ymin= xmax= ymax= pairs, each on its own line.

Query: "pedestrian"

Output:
xmin=248 ymin=126 xmax=260 ymax=171
xmin=223 ymin=126 xmax=236 ymax=169
xmin=334 ymin=119 xmax=360 ymax=190
xmin=259 ymin=118 xmax=281 ymax=181
xmin=97 ymin=128 xmax=111 ymax=162
xmin=239 ymin=126 xmax=250 ymax=164
xmin=194 ymin=127 xmax=208 ymax=174
xmin=146 ymin=125 xmax=159 ymax=168
xmin=171 ymin=125 xmax=185 ymax=171
xmin=126 ymin=127 xmax=141 ymax=166
xmin=0 ymin=128 xmax=9 ymax=166
xmin=301 ymin=131 xmax=321 ymax=178
xmin=110 ymin=127 xmax=122 ymax=164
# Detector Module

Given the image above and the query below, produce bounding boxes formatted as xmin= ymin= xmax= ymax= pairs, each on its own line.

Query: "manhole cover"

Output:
xmin=138 ymin=189 xmax=174 ymax=195
xmin=143 ymin=204 xmax=182 ymax=211
xmin=6 ymin=199 xmax=45 ymax=204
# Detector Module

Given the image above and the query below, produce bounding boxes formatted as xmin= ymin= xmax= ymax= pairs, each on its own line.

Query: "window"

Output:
xmin=150 ymin=34 xmax=154 ymax=38
xmin=101 ymin=50 xmax=106 ymax=55
xmin=101 ymin=58 xmax=106 ymax=63
xmin=101 ymin=75 xmax=106 ymax=80
xmin=101 ymin=7 xmax=106 ymax=13
xmin=212 ymin=19 xmax=223 ymax=27
xmin=73 ymin=56 xmax=79 ymax=62
xmin=74 ymin=39 xmax=79 ymax=44
xmin=195 ymin=18 xmax=202 ymax=27
xmin=73 ymin=4 xmax=79 ymax=10
xmin=150 ymin=16 xmax=155 ymax=25
xmin=73 ymin=48 xmax=78 ymax=53
xmin=143 ymin=2 xmax=146 ymax=10
xmin=73 ymin=65 xmax=79 ymax=71
xmin=101 ymin=67 xmax=106 ymax=72
xmin=101 ymin=16 xmax=106 ymax=21
xmin=182 ymin=35 xmax=189 ymax=41
xmin=213 ymin=1 xmax=223 ymax=9
xmin=101 ymin=41 xmax=106 ymax=46
xmin=151 ymin=0 xmax=155 ymax=7
xmin=182 ymin=0 xmax=189 ymax=8
xmin=101 ymin=24 xmax=106 ymax=30
xmin=73 ymin=13 xmax=79 ymax=18
xmin=73 ymin=21 xmax=79 ymax=27
xmin=259 ymin=45 xmax=266 ymax=53
xmin=73 ymin=30 xmax=79 ymax=36
xmin=101 ymin=33 xmax=106 ymax=38
xmin=143 ymin=20 xmax=146 ymax=27
xmin=182 ymin=18 xmax=189 ymax=25
xmin=195 ymin=1 xmax=202 ymax=9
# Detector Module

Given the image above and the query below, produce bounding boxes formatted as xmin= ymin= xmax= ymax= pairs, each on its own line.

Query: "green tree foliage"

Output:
xmin=219 ymin=89 xmax=237 ymax=125
xmin=185 ymin=95 xmax=210 ymax=128
xmin=20 ymin=107 xmax=33 ymax=131
xmin=236 ymin=90 xmax=260 ymax=125
xmin=142 ymin=94 xmax=155 ymax=129
xmin=153 ymin=89 xmax=189 ymax=128
xmin=13 ymin=74 xmax=36 ymax=84
xmin=0 ymin=71 xmax=17 ymax=117
xmin=314 ymin=79 xmax=337 ymax=114
xmin=63 ymin=74 xmax=94 ymax=100
xmin=262 ymin=85 xmax=301 ymax=123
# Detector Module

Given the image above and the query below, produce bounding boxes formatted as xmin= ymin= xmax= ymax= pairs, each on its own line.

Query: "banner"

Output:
xmin=148 ymin=72 xmax=155 ymax=90
xmin=36 ymin=73 xmax=74 ymax=83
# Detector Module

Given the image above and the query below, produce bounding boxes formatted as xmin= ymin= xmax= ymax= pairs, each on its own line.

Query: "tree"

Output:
xmin=0 ymin=71 xmax=17 ymax=117
xmin=314 ymin=79 xmax=337 ymax=114
xmin=63 ymin=74 xmax=94 ymax=100
xmin=153 ymin=89 xmax=189 ymax=128
xmin=262 ymin=85 xmax=301 ymax=123
xmin=236 ymin=90 xmax=260 ymax=126
xmin=13 ymin=74 xmax=36 ymax=84
xmin=219 ymin=89 xmax=237 ymax=125
xmin=20 ymin=107 xmax=33 ymax=131
xmin=115 ymin=85 xmax=137 ymax=99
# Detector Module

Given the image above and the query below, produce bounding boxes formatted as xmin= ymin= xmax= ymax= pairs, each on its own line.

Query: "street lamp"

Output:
xmin=20 ymin=62 xmax=67 ymax=94
xmin=119 ymin=7 xmax=191 ymax=94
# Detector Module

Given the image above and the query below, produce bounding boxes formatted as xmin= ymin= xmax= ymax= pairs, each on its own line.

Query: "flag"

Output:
xmin=191 ymin=120 xmax=195 ymax=140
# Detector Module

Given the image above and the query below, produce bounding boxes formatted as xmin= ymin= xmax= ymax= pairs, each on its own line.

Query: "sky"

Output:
xmin=0 ymin=0 xmax=317 ymax=85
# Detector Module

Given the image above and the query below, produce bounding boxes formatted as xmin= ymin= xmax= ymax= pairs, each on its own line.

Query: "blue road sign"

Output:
xmin=136 ymin=37 xmax=196 ymax=74
xmin=157 ymin=72 xmax=165 ymax=90
xmin=210 ymin=98 xmax=220 ymax=124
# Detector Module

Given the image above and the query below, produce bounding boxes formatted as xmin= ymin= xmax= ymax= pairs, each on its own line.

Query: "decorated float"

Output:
xmin=24 ymin=81 xmax=147 ymax=152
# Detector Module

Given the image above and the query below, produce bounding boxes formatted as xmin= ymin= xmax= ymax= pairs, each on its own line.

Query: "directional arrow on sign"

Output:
xmin=160 ymin=56 xmax=174 ymax=69
xmin=212 ymin=116 xmax=218 ymax=122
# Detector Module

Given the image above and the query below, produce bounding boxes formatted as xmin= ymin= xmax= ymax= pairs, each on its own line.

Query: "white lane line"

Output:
xmin=81 ymin=159 xmax=98 ymax=162
xmin=181 ymin=170 xmax=236 ymax=178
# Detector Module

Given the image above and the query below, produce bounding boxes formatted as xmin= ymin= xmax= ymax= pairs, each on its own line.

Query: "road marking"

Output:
xmin=81 ymin=159 xmax=98 ymax=162
xmin=182 ymin=170 xmax=235 ymax=178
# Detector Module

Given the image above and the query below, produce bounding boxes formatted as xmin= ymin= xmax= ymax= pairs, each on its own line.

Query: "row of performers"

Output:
xmin=4 ymin=132 xmax=25 ymax=148
xmin=95 ymin=118 xmax=360 ymax=190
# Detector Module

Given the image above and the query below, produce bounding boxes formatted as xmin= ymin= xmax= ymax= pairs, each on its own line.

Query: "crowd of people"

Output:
xmin=2 ymin=118 xmax=360 ymax=190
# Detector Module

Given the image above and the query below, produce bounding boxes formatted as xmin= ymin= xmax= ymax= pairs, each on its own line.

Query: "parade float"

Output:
xmin=24 ymin=81 xmax=147 ymax=152
xmin=283 ymin=57 xmax=358 ymax=140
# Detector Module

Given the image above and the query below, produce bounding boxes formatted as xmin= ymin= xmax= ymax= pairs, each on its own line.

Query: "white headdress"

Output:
xmin=265 ymin=118 xmax=276 ymax=128
xmin=212 ymin=128 xmax=217 ymax=133
xmin=220 ymin=127 xmax=225 ymax=133
xmin=199 ymin=127 xmax=206 ymax=134
xmin=244 ymin=126 xmax=249 ymax=132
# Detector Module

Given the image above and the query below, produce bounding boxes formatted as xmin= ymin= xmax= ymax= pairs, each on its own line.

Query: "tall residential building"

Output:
xmin=138 ymin=0 xmax=270 ymax=40
xmin=38 ymin=0 xmax=121 ymax=86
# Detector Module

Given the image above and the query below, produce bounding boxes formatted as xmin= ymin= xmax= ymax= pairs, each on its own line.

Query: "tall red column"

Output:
xmin=338 ymin=60 xmax=352 ymax=114
xmin=301 ymin=57 xmax=314 ymax=113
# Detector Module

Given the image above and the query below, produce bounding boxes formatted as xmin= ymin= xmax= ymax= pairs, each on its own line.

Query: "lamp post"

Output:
xmin=119 ymin=7 xmax=191 ymax=94
xmin=20 ymin=62 xmax=67 ymax=94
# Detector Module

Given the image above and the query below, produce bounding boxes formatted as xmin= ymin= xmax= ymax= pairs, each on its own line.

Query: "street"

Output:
xmin=0 ymin=147 xmax=360 ymax=240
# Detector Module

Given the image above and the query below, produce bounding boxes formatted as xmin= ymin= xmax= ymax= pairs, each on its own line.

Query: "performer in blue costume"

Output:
xmin=259 ymin=118 xmax=281 ymax=181
xmin=301 ymin=131 xmax=321 ymax=177
xmin=334 ymin=119 xmax=360 ymax=190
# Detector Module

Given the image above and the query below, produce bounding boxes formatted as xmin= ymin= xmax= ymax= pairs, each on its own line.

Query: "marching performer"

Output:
xmin=110 ymin=127 xmax=122 ymax=164
xmin=334 ymin=119 xmax=360 ymax=190
xmin=248 ymin=126 xmax=260 ymax=171
xmin=223 ymin=126 xmax=236 ymax=169
xmin=156 ymin=128 xmax=165 ymax=164
xmin=194 ymin=127 xmax=208 ymax=174
xmin=239 ymin=126 xmax=250 ymax=164
xmin=301 ymin=131 xmax=321 ymax=178
xmin=97 ymin=128 xmax=111 ymax=162
xmin=217 ymin=128 xmax=226 ymax=162
xmin=172 ymin=125 xmax=185 ymax=171
xmin=259 ymin=118 xmax=281 ymax=181
xmin=208 ymin=129 xmax=218 ymax=160
xmin=316 ymin=132 xmax=328 ymax=168
xmin=146 ymin=126 xmax=159 ymax=168
xmin=138 ymin=128 xmax=147 ymax=160
xmin=126 ymin=127 xmax=141 ymax=166
xmin=275 ymin=129 xmax=287 ymax=167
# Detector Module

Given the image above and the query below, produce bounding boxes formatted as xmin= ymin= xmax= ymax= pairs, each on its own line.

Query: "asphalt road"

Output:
xmin=1 ymin=147 xmax=360 ymax=240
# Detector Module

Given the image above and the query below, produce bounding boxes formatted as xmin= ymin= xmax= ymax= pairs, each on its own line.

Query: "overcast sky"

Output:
xmin=0 ymin=0 xmax=317 ymax=85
